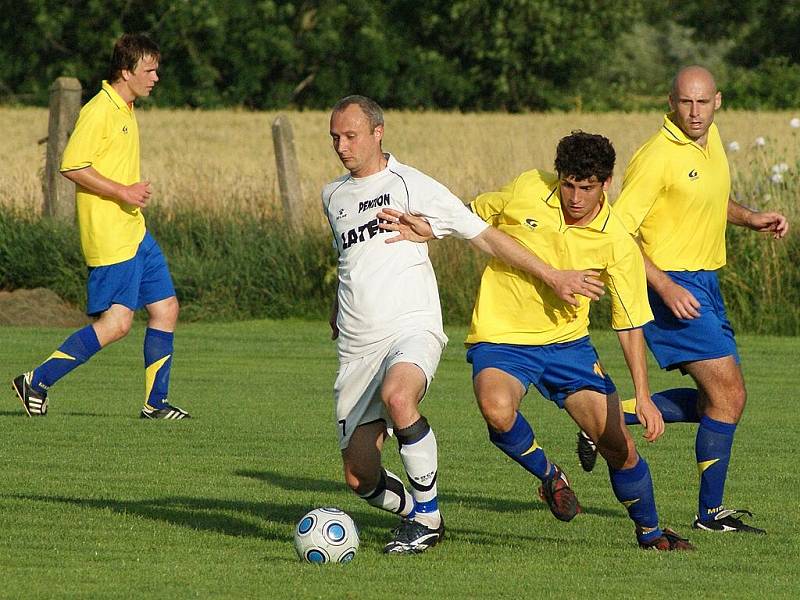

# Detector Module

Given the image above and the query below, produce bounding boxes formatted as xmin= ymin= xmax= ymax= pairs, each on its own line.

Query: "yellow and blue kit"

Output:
xmin=466 ymin=169 xmax=653 ymax=347
xmin=614 ymin=114 xmax=738 ymax=370
xmin=61 ymin=80 xmax=146 ymax=267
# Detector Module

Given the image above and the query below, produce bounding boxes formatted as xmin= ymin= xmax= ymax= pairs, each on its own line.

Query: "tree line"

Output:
xmin=2 ymin=0 xmax=799 ymax=110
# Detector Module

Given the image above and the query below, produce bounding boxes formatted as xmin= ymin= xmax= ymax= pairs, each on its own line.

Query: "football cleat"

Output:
xmin=538 ymin=464 xmax=581 ymax=522
xmin=140 ymin=402 xmax=191 ymax=420
xmin=11 ymin=372 xmax=48 ymax=417
xmin=692 ymin=508 xmax=766 ymax=534
xmin=576 ymin=430 xmax=598 ymax=472
xmin=638 ymin=527 xmax=695 ymax=551
xmin=383 ymin=517 xmax=444 ymax=554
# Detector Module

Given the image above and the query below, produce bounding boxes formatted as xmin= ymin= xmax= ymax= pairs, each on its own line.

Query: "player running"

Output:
xmin=381 ymin=131 xmax=694 ymax=551
xmin=323 ymin=96 xmax=604 ymax=554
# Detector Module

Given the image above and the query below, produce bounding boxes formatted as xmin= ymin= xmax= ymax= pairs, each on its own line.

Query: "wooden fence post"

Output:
xmin=43 ymin=77 xmax=82 ymax=220
xmin=271 ymin=114 xmax=302 ymax=230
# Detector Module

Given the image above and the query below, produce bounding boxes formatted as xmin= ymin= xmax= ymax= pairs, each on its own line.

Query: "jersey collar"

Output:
xmin=101 ymin=80 xmax=133 ymax=115
xmin=660 ymin=113 xmax=718 ymax=149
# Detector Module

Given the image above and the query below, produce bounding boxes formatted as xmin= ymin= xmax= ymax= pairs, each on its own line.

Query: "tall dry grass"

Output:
xmin=2 ymin=106 xmax=798 ymax=221
xmin=2 ymin=106 xmax=798 ymax=333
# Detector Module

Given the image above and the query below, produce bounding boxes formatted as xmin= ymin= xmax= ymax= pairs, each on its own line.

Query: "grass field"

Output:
xmin=0 ymin=320 xmax=797 ymax=599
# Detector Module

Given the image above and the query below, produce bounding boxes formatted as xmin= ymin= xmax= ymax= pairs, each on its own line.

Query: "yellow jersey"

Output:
xmin=61 ymin=80 xmax=146 ymax=267
xmin=613 ymin=114 xmax=730 ymax=271
xmin=466 ymin=170 xmax=653 ymax=346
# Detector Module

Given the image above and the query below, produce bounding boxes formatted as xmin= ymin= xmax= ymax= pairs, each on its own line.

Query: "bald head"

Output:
xmin=668 ymin=66 xmax=722 ymax=145
xmin=671 ymin=66 xmax=717 ymax=99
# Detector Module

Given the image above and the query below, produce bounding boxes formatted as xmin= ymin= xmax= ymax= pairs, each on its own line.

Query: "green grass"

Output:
xmin=0 ymin=320 xmax=797 ymax=599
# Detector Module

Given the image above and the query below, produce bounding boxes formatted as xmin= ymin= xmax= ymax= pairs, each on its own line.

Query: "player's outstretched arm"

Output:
xmin=616 ymin=327 xmax=664 ymax=442
xmin=642 ymin=252 xmax=700 ymax=320
xmin=62 ymin=166 xmax=151 ymax=208
xmin=727 ymin=198 xmax=789 ymax=239
xmin=469 ymin=227 xmax=604 ymax=306
xmin=378 ymin=207 xmax=605 ymax=305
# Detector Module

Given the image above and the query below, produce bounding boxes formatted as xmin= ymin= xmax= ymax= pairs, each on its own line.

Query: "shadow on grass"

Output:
xmin=7 ymin=493 xmax=300 ymax=542
xmin=236 ymin=469 xmax=621 ymax=519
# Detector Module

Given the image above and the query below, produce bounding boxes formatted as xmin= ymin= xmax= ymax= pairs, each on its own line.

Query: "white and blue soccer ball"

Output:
xmin=294 ymin=507 xmax=359 ymax=564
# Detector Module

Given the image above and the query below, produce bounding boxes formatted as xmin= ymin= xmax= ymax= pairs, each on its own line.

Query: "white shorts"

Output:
xmin=333 ymin=330 xmax=444 ymax=450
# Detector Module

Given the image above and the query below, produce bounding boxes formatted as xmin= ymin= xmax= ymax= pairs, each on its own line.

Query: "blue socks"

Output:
xmin=609 ymin=456 xmax=662 ymax=543
xmin=144 ymin=328 xmax=174 ymax=409
xmin=31 ymin=325 xmax=101 ymax=393
xmin=622 ymin=388 xmax=700 ymax=425
xmin=489 ymin=412 xmax=551 ymax=481
xmin=696 ymin=415 xmax=736 ymax=520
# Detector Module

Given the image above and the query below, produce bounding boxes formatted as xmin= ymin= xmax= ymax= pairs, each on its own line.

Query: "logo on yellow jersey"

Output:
xmin=525 ymin=218 xmax=539 ymax=229
xmin=688 ymin=169 xmax=699 ymax=180
xmin=122 ymin=125 xmax=128 ymax=134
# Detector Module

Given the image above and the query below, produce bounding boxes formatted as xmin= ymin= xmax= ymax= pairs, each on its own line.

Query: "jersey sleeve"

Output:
xmin=410 ymin=178 xmax=488 ymax=240
xmin=469 ymin=179 xmax=514 ymax=226
xmin=604 ymin=237 xmax=654 ymax=330
xmin=60 ymin=104 xmax=110 ymax=172
xmin=613 ymin=147 xmax=665 ymax=236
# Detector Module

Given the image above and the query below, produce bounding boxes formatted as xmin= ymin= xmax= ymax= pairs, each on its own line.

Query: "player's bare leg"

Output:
xmin=683 ymin=356 xmax=763 ymax=533
xmin=474 ymin=368 xmax=579 ymax=521
xmin=565 ymin=390 xmax=693 ymax=550
xmin=381 ymin=362 xmax=444 ymax=553
xmin=342 ymin=420 xmax=416 ymax=519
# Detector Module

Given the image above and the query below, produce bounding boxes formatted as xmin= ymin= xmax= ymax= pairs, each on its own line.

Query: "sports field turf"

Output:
xmin=1 ymin=320 xmax=797 ymax=598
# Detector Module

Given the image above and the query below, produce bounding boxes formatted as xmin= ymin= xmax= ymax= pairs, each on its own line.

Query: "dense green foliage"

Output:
xmin=2 ymin=0 xmax=799 ymax=110
xmin=1 ymin=321 xmax=797 ymax=597
xmin=1 ymin=203 xmax=797 ymax=334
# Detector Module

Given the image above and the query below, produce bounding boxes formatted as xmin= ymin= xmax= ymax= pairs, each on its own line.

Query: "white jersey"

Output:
xmin=322 ymin=154 xmax=489 ymax=360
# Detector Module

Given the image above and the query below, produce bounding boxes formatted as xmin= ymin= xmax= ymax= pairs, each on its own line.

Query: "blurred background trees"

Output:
xmin=1 ymin=0 xmax=798 ymax=110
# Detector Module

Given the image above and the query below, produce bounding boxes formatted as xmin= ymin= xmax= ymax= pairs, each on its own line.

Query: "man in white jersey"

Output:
xmin=323 ymin=95 xmax=605 ymax=554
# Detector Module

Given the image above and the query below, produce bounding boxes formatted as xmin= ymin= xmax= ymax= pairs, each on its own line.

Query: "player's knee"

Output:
xmin=110 ymin=315 xmax=134 ymax=341
xmin=477 ymin=395 xmax=515 ymax=432
xmin=343 ymin=465 xmax=379 ymax=495
xmin=381 ymin=389 xmax=414 ymax=419
xmin=598 ymin=432 xmax=637 ymax=470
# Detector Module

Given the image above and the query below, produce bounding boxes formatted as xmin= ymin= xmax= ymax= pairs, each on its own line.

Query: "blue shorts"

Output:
xmin=466 ymin=337 xmax=616 ymax=409
xmin=644 ymin=270 xmax=739 ymax=371
xmin=86 ymin=232 xmax=176 ymax=317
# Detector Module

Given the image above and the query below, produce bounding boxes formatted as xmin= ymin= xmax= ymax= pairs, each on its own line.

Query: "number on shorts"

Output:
xmin=338 ymin=419 xmax=346 ymax=437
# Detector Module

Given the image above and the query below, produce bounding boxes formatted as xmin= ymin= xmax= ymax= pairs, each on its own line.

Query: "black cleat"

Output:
xmin=576 ymin=430 xmax=598 ymax=472
xmin=538 ymin=464 xmax=581 ymax=522
xmin=11 ymin=372 xmax=48 ymax=416
xmin=140 ymin=402 xmax=191 ymax=420
xmin=638 ymin=527 xmax=695 ymax=551
xmin=692 ymin=508 xmax=766 ymax=534
xmin=383 ymin=517 xmax=444 ymax=554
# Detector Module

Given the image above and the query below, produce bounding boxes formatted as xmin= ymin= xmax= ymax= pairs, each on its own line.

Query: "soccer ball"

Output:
xmin=294 ymin=507 xmax=359 ymax=564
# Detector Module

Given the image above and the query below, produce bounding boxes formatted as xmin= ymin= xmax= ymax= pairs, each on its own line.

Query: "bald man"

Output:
xmin=576 ymin=66 xmax=788 ymax=534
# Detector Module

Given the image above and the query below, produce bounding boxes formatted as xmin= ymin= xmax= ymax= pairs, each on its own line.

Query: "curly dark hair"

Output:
xmin=554 ymin=131 xmax=615 ymax=182
xmin=108 ymin=33 xmax=160 ymax=83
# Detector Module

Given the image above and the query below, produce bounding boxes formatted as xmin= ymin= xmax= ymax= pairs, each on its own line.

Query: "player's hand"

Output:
xmin=547 ymin=269 xmax=605 ymax=306
xmin=748 ymin=211 xmax=789 ymax=239
xmin=635 ymin=395 xmax=665 ymax=442
xmin=120 ymin=181 xmax=151 ymax=208
xmin=377 ymin=208 xmax=434 ymax=243
xmin=659 ymin=280 xmax=701 ymax=320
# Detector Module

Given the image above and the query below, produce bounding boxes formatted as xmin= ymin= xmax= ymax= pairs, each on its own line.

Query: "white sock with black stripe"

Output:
xmin=397 ymin=416 xmax=441 ymax=528
xmin=359 ymin=468 xmax=415 ymax=518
